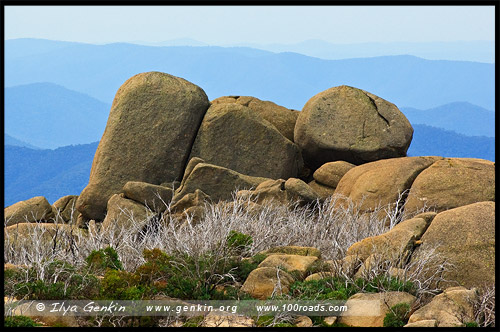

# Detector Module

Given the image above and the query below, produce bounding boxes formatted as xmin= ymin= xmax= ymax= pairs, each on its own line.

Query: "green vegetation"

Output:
xmin=86 ymin=246 xmax=123 ymax=274
xmin=4 ymin=315 xmax=42 ymax=327
xmin=383 ymin=303 xmax=411 ymax=327
xmin=226 ymin=230 xmax=253 ymax=254
xmin=465 ymin=321 xmax=479 ymax=327
xmin=287 ymin=276 xmax=415 ymax=301
xmin=7 ymin=260 xmax=100 ymax=300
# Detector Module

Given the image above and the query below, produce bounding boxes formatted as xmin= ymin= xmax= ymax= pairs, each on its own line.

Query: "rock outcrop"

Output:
xmin=52 ymin=195 xmax=80 ymax=223
xmin=189 ymin=102 xmax=303 ymax=179
xmin=313 ymin=161 xmax=355 ymax=189
xmin=333 ymin=156 xmax=439 ymax=212
xmin=405 ymin=158 xmax=495 ymax=213
xmin=173 ymin=161 xmax=270 ymax=203
xmin=407 ymin=287 xmax=478 ymax=327
xmin=257 ymin=254 xmax=318 ymax=276
xmin=76 ymin=72 xmax=210 ymax=221
xmin=211 ymin=95 xmax=299 ymax=142
xmin=123 ymin=181 xmax=174 ymax=213
xmin=409 ymin=201 xmax=495 ymax=289
xmin=294 ymin=85 xmax=413 ymax=168
xmin=346 ymin=214 xmax=433 ymax=264
xmin=5 ymin=196 xmax=55 ymax=226
xmin=101 ymin=193 xmax=155 ymax=232
xmin=241 ymin=267 xmax=295 ymax=300
xmin=236 ymin=178 xmax=320 ymax=205
xmin=338 ymin=291 xmax=416 ymax=327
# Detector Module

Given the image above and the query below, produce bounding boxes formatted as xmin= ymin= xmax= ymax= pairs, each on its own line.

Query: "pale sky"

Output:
xmin=4 ymin=5 xmax=495 ymax=45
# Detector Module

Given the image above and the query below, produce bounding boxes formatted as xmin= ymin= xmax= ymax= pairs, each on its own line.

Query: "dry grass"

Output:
xmin=4 ymin=191 xmax=494 ymax=327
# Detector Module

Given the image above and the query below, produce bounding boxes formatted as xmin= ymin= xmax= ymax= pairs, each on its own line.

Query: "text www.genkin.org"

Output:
xmin=145 ymin=302 xmax=349 ymax=315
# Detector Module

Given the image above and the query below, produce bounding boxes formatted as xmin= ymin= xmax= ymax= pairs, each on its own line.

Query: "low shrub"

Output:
xmin=383 ymin=302 xmax=411 ymax=327
xmin=287 ymin=275 xmax=415 ymax=301
xmin=85 ymin=246 xmax=123 ymax=274
xmin=4 ymin=315 xmax=41 ymax=327
xmin=99 ymin=269 xmax=143 ymax=300
xmin=226 ymin=230 xmax=253 ymax=255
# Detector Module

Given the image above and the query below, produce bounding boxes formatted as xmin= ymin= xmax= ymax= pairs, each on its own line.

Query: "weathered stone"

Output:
xmin=52 ymin=195 xmax=80 ymax=223
xmin=353 ymin=254 xmax=384 ymax=279
xmin=313 ymin=161 xmax=355 ymax=188
xmin=173 ymin=163 xmax=269 ymax=203
xmin=340 ymin=255 xmax=364 ymax=277
xmin=76 ymin=72 xmax=209 ymax=221
xmin=240 ymin=179 xmax=287 ymax=204
xmin=261 ymin=246 xmax=321 ymax=258
xmin=178 ymin=157 xmax=205 ymax=191
xmin=258 ymin=254 xmax=318 ymax=277
xmin=5 ymin=196 xmax=55 ymax=226
xmin=405 ymin=158 xmax=495 ymax=213
xmin=211 ymin=95 xmax=299 ymax=142
xmin=346 ymin=216 xmax=431 ymax=263
xmin=101 ymin=194 xmax=154 ymax=232
xmin=408 ymin=287 xmax=478 ymax=327
xmin=338 ymin=291 xmax=416 ymax=327
xmin=189 ymin=102 xmax=303 ymax=179
xmin=294 ymin=85 xmax=413 ymax=168
xmin=294 ymin=316 xmax=313 ymax=327
xmin=170 ymin=189 xmax=210 ymax=224
xmin=323 ymin=316 xmax=338 ymax=326
xmin=241 ymin=267 xmax=295 ymax=300
xmin=123 ymin=181 xmax=174 ymax=213
xmin=202 ymin=311 xmax=254 ymax=327
xmin=409 ymin=201 xmax=495 ymax=289
xmin=334 ymin=156 xmax=439 ymax=212
xmin=284 ymin=178 xmax=320 ymax=203
xmin=305 ymin=272 xmax=337 ymax=281
xmin=307 ymin=180 xmax=336 ymax=200
xmin=240 ymin=178 xmax=320 ymax=205
xmin=171 ymin=189 xmax=210 ymax=213
xmin=404 ymin=320 xmax=437 ymax=327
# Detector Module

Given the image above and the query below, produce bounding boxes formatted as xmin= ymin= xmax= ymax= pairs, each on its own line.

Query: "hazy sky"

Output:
xmin=4 ymin=5 xmax=495 ymax=44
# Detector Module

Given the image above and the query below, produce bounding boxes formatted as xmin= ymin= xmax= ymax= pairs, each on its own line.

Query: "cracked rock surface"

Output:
xmin=294 ymin=85 xmax=413 ymax=168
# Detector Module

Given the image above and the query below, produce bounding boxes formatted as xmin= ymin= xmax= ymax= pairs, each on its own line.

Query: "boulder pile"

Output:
xmin=4 ymin=72 xmax=495 ymax=327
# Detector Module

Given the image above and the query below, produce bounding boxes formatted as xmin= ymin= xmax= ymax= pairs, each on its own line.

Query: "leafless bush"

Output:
xmin=473 ymin=284 xmax=495 ymax=327
xmin=3 ymin=191 xmax=444 ymax=302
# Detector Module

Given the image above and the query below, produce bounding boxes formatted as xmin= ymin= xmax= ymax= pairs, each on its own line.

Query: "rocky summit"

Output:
xmin=4 ymin=71 xmax=495 ymax=328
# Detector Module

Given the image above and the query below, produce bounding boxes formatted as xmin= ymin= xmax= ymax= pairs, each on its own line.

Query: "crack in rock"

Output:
xmin=366 ymin=93 xmax=390 ymax=127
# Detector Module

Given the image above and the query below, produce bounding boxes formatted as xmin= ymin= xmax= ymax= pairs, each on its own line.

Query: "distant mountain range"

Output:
xmin=4 ymin=134 xmax=40 ymax=149
xmin=401 ymin=102 xmax=495 ymax=137
xmin=126 ymin=39 xmax=495 ymax=63
xmin=5 ymin=39 xmax=494 ymax=111
xmin=4 ymin=142 xmax=98 ymax=207
xmin=5 ymin=82 xmax=110 ymax=149
xmin=407 ymin=124 xmax=494 ymax=161
xmin=228 ymin=40 xmax=495 ymax=64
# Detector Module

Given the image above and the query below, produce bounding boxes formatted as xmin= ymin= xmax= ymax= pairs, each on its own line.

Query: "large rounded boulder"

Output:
xmin=5 ymin=196 xmax=55 ymax=226
xmin=294 ymin=85 xmax=413 ymax=168
xmin=76 ymin=72 xmax=210 ymax=221
xmin=334 ymin=156 xmax=440 ymax=212
xmin=188 ymin=103 xmax=303 ymax=179
xmin=409 ymin=201 xmax=495 ymax=289
xmin=405 ymin=158 xmax=495 ymax=213
xmin=211 ymin=95 xmax=299 ymax=142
